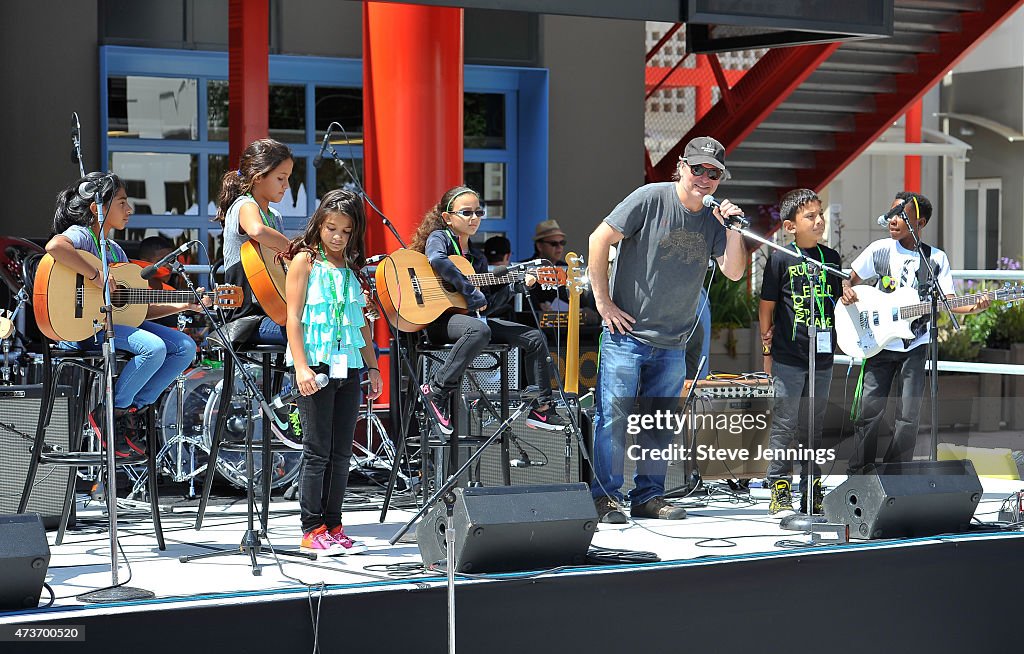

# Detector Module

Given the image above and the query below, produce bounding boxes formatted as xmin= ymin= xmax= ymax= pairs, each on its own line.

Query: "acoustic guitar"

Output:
xmin=240 ymin=240 xmax=288 ymax=326
xmin=375 ymin=248 xmax=566 ymax=332
xmin=33 ymin=251 xmax=242 ymax=342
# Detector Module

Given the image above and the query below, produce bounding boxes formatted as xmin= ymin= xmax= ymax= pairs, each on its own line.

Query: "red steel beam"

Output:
xmin=650 ymin=42 xmax=840 ymax=181
xmin=228 ymin=0 xmax=268 ymax=166
xmin=799 ymin=0 xmax=1024 ymax=191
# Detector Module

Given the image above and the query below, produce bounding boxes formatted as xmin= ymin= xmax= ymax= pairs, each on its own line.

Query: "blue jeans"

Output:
xmin=63 ymin=321 xmax=197 ymax=409
xmin=253 ymin=316 xmax=286 ymax=345
xmin=591 ymin=330 xmax=687 ymax=505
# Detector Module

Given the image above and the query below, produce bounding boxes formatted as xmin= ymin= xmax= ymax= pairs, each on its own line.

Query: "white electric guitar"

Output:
xmin=834 ymin=283 xmax=1024 ymax=359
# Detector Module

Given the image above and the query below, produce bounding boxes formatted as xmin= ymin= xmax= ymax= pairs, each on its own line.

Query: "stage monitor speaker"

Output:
xmin=416 ymin=483 xmax=597 ymax=573
xmin=0 ymin=385 xmax=73 ymax=528
xmin=823 ymin=460 xmax=983 ymax=540
xmin=0 ymin=513 xmax=51 ymax=610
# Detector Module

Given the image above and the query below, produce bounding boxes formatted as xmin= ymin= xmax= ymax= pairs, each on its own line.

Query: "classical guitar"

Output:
xmin=834 ymin=283 xmax=1024 ymax=359
xmin=240 ymin=240 xmax=288 ymax=326
xmin=375 ymin=248 xmax=566 ymax=332
xmin=33 ymin=251 xmax=242 ymax=342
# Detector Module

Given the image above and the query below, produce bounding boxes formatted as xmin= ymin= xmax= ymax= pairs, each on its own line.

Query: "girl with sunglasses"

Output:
xmin=409 ymin=185 xmax=565 ymax=433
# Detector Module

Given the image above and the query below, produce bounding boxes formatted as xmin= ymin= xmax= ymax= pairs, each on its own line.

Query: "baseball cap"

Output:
xmin=681 ymin=136 xmax=727 ymax=172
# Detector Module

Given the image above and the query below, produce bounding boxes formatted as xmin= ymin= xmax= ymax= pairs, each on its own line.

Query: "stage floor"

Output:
xmin=4 ymin=472 xmax=1023 ymax=623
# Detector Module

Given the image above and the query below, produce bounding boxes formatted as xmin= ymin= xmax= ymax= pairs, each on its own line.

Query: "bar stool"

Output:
xmin=17 ymin=254 xmax=164 ymax=548
xmin=413 ymin=341 xmax=513 ymax=491
xmin=194 ymin=341 xmax=291 ymax=531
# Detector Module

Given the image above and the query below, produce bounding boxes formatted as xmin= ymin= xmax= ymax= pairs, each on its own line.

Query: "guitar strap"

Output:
xmin=916 ymin=243 xmax=933 ymax=300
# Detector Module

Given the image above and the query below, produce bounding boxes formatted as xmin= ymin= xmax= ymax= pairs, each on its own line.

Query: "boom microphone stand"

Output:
xmin=721 ymin=219 xmax=849 ymax=531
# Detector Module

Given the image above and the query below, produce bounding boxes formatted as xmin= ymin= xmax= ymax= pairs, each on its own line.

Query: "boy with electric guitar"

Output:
xmin=838 ymin=191 xmax=990 ymax=473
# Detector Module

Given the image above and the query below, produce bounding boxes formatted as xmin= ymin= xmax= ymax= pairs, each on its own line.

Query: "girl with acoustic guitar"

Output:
xmin=410 ymin=185 xmax=564 ymax=434
xmin=284 ymin=189 xmax=381 ymax=555
xmin=215 ymin=138 xmax=294 ymax=345
xmin=46 ymin=172 xmax=206 ymax=457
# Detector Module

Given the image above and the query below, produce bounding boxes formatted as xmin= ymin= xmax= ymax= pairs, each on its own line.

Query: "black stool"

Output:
xmin=194 ymin=342 xmax=291 ymax=531
xmin=18 ymin=341 xmax=165 ymax=549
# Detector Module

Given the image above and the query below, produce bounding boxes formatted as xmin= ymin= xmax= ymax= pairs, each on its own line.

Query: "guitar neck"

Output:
xmin=899 ymin=291 xmax=993 ymax=320
xmin=465 ymin=271 xmax=521 ymax=288
xmin=110 ymin=289 xmax=214 ymax=305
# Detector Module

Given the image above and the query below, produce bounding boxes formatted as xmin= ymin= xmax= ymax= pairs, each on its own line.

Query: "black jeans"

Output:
xmin=765 ymin=359 xmax=832 ymax=483
xmin=848 ymin=345 xmax=927 ymax=473
xmin=425 ymin=314 xmax=553 ymax=399
xmin=297 ymin=366 xmax=361 ymax=533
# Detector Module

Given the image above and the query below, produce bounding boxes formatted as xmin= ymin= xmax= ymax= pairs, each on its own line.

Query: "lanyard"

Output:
xmin=247 ymin=193 xmax=276 ymax=229
xmin=792 ymin=243 xmax=827 ymax=325
xmin=89 ymin=228 xmax=119 ymax=263
xmin=318 ymin=244 xmax=351 ymax=349
xmin=445 ymin=228 xmax=463 ymax=256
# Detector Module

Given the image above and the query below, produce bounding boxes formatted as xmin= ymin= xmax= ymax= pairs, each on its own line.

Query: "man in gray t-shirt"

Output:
xmin=588 ymin=136 xmax=748 ymax=523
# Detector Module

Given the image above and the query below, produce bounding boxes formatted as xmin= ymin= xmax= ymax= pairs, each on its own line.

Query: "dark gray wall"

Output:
xmin=540 ymin=14 xmax=646 ymax=256
xmin=944 ymin=67 xmax=1024 ymax=261
xmin=1 ymin=1 xmax=101 ymax=238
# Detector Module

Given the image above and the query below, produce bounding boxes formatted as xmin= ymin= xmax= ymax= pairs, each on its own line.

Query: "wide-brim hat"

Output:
xmin=533 ymin=219 xmax=566 ymax=242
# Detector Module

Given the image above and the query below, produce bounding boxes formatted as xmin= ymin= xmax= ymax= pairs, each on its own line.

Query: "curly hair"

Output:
xmin=410 ymin=186 xmax=479 ymax=252
xmin=214 ymin=138 xmax=293 ymax=224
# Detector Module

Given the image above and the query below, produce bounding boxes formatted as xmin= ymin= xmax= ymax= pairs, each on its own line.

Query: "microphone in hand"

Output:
xmin=702 ymin=194 xmax=750 ymax=229
xmin=270 ymin=373 xmax=329 ymax=417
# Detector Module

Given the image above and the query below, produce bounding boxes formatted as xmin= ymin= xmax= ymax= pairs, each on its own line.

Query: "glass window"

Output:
xmin=964 ymin=189 xmax=978 ymax=270
xmin=110 ymin=152 xmax=198 ymax=216
xmin=207 ymin=80 xmax=229 ymax=141
xmin=108 ymin=76 xmax=198 ymax=140
xmin=315 ymin=87 xmax=363 ymax=141
xmin=985 ymin=188 xmax=1000 ymax=270
xmin=465 ymin=93 xmax=505 ymax=149
xmin=463 ymin=162 xmax=505 ymax=219
xmin=269 ymin=84 xmax=305 ymax=143
xmin=271 ymin=156 xmax=308 ymax=216
xmin=316 ymin=158 xmax=365 ymax=203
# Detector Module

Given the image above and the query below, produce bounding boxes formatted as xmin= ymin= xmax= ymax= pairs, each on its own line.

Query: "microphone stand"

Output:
xmin=76 ymin=177 xmax=154 ymax=603
xmin=172 ymin=260 xmax=316 ymax=574
xmin=723 ymin=221 xmax=849 ymax=533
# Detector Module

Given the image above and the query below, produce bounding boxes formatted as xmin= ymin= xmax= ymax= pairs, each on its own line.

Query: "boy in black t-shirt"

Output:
xmin=759 ymin=189 xmax=842 ymax=517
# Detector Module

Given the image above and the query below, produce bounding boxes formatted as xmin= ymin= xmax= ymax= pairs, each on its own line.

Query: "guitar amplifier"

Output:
xmin=0 ymin=385 xmax=73 ymax=528
xmin=421 ymin=346 xmax=520 ymax=396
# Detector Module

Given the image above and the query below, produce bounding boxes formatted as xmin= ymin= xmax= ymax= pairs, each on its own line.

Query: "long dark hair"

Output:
xmin=53 ymin=172 xmax=125 ymax=234
xmin=410 ymin=186 xmax=479 ymax=253
xmin=286 ymin=189 xmax=367 ymax=272
xmin=214 ymin=138 xmax=293 ymax=224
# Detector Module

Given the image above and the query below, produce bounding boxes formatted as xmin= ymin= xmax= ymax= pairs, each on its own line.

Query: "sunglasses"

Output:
xmin=687 ymin=163 xmax=724 ymax=181
xmin=541 ymin=240 xmax=566 ymax=247
xmin=449 ymin=208 xmax=486 ymax=218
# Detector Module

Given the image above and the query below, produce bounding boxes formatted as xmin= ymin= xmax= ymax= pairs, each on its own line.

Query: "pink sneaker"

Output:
xmin=327 ymin=525 xmax=367 ymax=554
xmin=300 ymin=525 xmax=347 ymax=556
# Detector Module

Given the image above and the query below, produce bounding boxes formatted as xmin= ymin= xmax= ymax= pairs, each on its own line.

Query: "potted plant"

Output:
xmin=708 ymin=268 xmax=759 ymax=373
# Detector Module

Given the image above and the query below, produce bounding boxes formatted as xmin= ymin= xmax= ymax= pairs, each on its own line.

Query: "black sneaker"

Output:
xmin=525 ymin=403 xmax=565 ymax=431
xmin=595 ymin=496 xmax=628 ymax=524
xmin=420 ymin=383 xmax=453 ymax=436
xmin=630 ymin=496 xmax=686 ymax=520
xmin=768 ymin=479 xmax=796 ymax=518
xmin=88 ymin=408 xmax=133 ymax=459
xmin=799 ymin=478 xmax=825 ymax=515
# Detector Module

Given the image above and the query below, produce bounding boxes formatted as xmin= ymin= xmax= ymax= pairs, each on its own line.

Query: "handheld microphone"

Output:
xmin=701 ymin=195 xmax=750 ymax=229
xmin=493 ymin=259 xmax=545 ymax=276
xmin=364 ymin=254 xmax=387 ymax=265
xmin=876 ymin=199 xmax=908 ymax=226
xmin=140 ymin=241 xmax=198 ymax=280
xmin=313 ymin=125 xmax=334 ymax=169
xmin=270 ymin=373 xmax=330 ymax=412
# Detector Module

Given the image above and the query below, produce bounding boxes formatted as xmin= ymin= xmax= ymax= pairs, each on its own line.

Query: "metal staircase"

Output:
xmin=647 ymin=0 xmax=1024 ymax=226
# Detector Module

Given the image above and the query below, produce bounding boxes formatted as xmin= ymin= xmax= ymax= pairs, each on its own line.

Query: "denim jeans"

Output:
xmin=63 ymin=320 xmax=196 ymax=409
xmin=590 ymin=330 xmax=686 ymax=505
xmin=765 ymin=359 xmax=832 ymax=483
xmin=848 ymin=345 xmax=927 ymax=473
xmin=252 ymin=316 xmax=286 ymax=346
xmin=297 ymin=366 xmax=361 ymax=533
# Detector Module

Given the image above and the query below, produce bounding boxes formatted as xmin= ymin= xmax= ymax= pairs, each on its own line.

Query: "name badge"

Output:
xmin=816 ymin=331 xmax=832 ymax=354
xmin=330 ymin=352 xmax=349 ymax=379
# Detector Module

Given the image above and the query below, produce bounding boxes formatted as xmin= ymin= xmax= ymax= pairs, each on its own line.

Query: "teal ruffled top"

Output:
xmin=286 ymin=261 xmax=366 ymax=376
